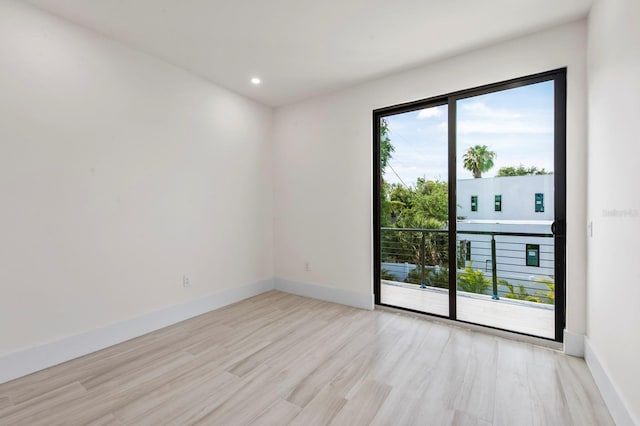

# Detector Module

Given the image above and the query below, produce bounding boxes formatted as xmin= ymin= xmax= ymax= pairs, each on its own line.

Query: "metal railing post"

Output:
xmin=491 ymin=234 xmax=499 ymax=300
xmin=420 ymin=231 xmax=427 ymax=288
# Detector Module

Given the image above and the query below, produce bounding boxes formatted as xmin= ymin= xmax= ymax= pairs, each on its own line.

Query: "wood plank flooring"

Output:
xmin=0 ymin=291 xmax=613 ymax=425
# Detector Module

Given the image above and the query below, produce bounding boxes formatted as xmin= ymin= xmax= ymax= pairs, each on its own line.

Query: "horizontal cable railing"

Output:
xmin=381 ymin=227 xmax=555 ymax=305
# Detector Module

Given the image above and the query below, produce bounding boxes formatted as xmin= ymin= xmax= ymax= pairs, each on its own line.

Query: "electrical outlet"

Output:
xmin=182 ymin=275 xmax=190 ymax=288
xmin=304 ymin=261 xmax=311 ymax=272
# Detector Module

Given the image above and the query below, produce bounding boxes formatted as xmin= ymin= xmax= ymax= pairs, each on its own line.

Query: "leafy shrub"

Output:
xmin=535 ymin=277 xmax=555 ymax=305
xmin=426 ymin=267 xmax=449 ymax=289
xmin=380 ymin=268 xmax=397 ymax=281
xmin=504 ymin=282 xmax=541 ymax=303
xmin=404 ymin=268 xmax=423 ymax=285
xmin=404 ymin=266 xmax=449 ymax=289
xmin=456 ymin=264 xmax=491 ymax=294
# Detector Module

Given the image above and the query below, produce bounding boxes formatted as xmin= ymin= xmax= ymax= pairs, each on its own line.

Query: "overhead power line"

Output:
xmin=388 ymin=163 xmax=408 ymax=188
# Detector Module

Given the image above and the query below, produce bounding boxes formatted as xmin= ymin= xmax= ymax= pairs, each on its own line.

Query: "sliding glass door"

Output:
xmin=454 ymin=81 xmax=558 ymax=339
xmin=374 ymin=69 xmax=566 ymax=341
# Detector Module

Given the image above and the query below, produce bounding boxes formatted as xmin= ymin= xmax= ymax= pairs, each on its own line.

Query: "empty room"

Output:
xmin=0 ymin=0 xmax=638 ymax=424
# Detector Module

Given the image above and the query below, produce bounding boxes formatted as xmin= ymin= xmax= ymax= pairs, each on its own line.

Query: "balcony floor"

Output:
xmin=381 ymin=281 xmax=555 ymax=339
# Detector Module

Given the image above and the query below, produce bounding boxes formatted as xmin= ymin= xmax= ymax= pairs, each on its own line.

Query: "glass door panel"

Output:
xmin=455 ymin=81 xmax=556 ymax=338
xmin=379 ymin=104 xmax=449 ymax=317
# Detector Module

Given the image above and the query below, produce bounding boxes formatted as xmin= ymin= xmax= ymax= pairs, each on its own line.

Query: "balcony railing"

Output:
xmin=380 ymin=227 xmax=555 ymax=304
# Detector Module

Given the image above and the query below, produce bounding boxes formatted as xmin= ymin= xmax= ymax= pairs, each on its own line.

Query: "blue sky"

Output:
xmin=383 ymin=80 xmax=554 ymax=185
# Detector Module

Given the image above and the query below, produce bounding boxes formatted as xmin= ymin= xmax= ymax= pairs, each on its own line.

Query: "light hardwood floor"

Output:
xmin=0 ymin=291 xmax=612 ymax=425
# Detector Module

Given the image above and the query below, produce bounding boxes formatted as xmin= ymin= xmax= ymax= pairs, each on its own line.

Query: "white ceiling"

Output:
xmin=25 ymin=0 xmax=592 ymax=107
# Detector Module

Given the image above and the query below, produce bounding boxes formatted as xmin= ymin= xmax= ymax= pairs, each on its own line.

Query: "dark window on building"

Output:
xmin=535 ymin=193 xmax=544 ymax=212
xmin=495 ymin=195 xmax=502 ymax=212
xmin=526 ymin=244 xmax=540 ymax=267
xmin=471 ymin=195 xmax=478 ymax=212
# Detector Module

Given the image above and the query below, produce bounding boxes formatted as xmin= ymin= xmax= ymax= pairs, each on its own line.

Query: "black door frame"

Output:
xmin=373 ymin=68 xmax=567 ymax=342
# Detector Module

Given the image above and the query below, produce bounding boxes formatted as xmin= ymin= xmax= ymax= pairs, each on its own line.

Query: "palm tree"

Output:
xmin=463 ymin=145 xmax=496 ymax=178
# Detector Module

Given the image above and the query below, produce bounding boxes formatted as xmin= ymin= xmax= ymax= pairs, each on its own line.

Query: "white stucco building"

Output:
xmin=456 ymin=174 xmax=555 ymax=297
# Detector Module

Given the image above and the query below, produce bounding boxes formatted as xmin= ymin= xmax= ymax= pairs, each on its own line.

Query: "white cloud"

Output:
xmin=417 ymin=106 xmax=444 ymax=119
xmin=457 ymin=100 xmax=552 ymax=135
xmin=457 ymin=121 xmax=552 ymax=135
xmin=461 ymin=101 xmax=521 ymax=119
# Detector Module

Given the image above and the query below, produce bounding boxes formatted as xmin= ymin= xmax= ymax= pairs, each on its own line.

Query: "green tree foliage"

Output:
xmin=388 ymin=178 xmax=448 ymax=228
xmin=504 ymin=281 xmax=542 ymax=303
xmin=456 ymin=264 xmax=491 ymax=294
xmin=404 ymin=267 xmax=423 ymax=285
xmin=380 ymin=118 xmax=395 ymax=173
xmin=380 ymin=268 xmax=397 ymax=281
xmin=427 ymin=266 xmax=449 ymax=289
xmin=382 ymin=179 xmax=449 ymax=270
xmin=497 ymin=164 xmax=551 ymax=177
xmin=535 ymin=277 xmax=555 ymax=305
xmin=404 ymin=266 xmax=449 ymax=289
xmin=380 ymin=118 xmax=395 ymax=227
xmin=381 ymin=228 xmax=448 ymax=274
xmin=463 ymin=145 xmax=496 ymax=178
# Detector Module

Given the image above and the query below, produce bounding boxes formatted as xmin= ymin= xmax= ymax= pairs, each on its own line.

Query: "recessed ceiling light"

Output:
xmin=251 ymin=77 xmax=261 ymax=85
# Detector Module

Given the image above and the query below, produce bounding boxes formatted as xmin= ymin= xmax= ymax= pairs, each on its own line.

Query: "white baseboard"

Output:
xmin=563 ymin=329 xmax=585 ymax=357
xmin=0 ymin=278 xmax=275 ymax=385
xmin=275 ymin=278 xmax=374 ymax=310
xmin=0 ymin=277 xmax=372 ymax=385
xmin=585 ymin=338 xmax=638 ymax=426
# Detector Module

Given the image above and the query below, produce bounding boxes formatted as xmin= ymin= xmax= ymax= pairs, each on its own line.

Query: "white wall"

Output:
xmin=457 ymin=175 xmax=554 ymax=221
xmin=0 ymin=1 xmax=273 ymax=357
xmin=587 ymin=0 xmax=640 ymax=423
xmin=274 ymin=21 xmax=588 ymax=335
